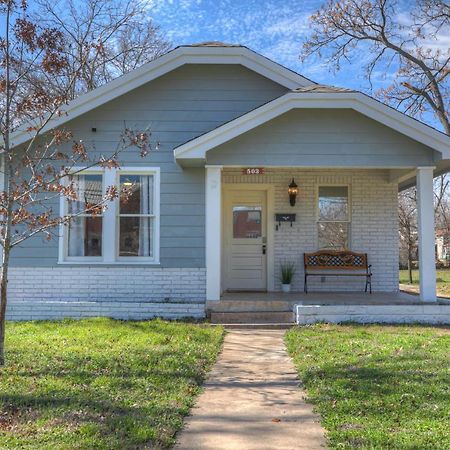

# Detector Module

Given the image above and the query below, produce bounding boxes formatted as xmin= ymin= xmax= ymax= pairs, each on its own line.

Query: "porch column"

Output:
xmin=416 ymin=166 xmax=436 ymax=302
xmin=205 ymin=166 xmax=222 ymax=300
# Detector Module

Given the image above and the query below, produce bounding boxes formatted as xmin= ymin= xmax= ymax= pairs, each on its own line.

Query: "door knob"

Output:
xmin=262 ymin=244 xmax=266 ymax=255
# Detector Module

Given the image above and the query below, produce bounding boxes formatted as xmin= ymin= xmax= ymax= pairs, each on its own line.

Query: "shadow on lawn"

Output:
xmin=298 ymin=354 xmax=448 ymax=421
xmin=0 ymin=391 xmax=185 ymax=448
xmin=11 ymin=349 xmax=207 ymax=383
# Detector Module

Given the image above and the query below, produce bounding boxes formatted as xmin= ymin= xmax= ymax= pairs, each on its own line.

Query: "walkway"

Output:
xmin=175 ymin=330 xmax=326 ymax=450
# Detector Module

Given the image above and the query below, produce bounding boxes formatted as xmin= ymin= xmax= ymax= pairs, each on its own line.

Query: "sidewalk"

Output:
xmin=175 ymin=329 xmax=326 ymax=450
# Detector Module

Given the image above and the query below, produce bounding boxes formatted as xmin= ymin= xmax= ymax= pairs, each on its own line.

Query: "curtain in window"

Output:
xmin=68 ymin=176 xmax=85 ymax=256
xmin=138 ymin=175 xmax=152 ymax=257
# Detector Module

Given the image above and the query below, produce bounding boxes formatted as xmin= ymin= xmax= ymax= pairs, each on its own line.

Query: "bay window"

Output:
xmin=60 ymin=167 xmax=160 ymax=263
xmin=317 ymin=186 xmax=350 ymax=249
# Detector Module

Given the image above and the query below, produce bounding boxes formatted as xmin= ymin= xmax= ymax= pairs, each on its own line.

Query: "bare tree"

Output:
xmin=302 ymin=0 xmax=450 ymax=133
xmin=399 ymin=189 xmax=418 ymax=283
xmin=303 ymin=0 xmax=450 ymax=282
xmin=398 ymin=176 xmax=450 ymax=282
xmin=0 ymin=0 xmax=153 ymax=365
xmin=30 ymin=0 xmax=171 ymax=99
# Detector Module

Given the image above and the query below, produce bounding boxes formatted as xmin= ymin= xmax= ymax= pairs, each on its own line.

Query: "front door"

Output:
xmin=223 ymin=189 xmax=267 ymax=291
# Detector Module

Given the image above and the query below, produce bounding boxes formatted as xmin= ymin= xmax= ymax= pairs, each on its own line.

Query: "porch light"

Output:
xmin=288 ymin=178 xmax=298 ymax=207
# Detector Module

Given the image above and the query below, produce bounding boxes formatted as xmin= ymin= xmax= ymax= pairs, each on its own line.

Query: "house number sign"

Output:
xmin=242 ymin=167 xmax=264 ymax=175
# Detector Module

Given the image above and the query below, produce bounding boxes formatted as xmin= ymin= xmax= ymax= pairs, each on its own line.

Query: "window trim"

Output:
xmin=58 ymin=166 xmax=160 ymax=265
xmin=316 ymin=184 xmax=351 ymax=249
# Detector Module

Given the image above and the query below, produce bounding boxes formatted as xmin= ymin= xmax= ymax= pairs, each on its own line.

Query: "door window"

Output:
xmin=233 ymin=206 xmax=262 ymax=238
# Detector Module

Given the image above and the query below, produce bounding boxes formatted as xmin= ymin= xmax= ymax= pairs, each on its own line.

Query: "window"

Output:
xmin=67 ymin=173 xmax=103 ymax=258
xmin=317 ymin=186 xmax=350 ymax=249
xmin=61 ymin=168 xmax=160 ymax=263
xmin=233 ymin=206 xmax=262 ymax=238
xmin=119 ymin=174 xmax=154 ymax=258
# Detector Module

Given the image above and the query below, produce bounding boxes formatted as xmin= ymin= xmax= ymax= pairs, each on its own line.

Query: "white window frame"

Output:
xmin=59 ymin=166 xmax=160 ymax=264
xmin=316 ymin=184 xmax=351 ymax=250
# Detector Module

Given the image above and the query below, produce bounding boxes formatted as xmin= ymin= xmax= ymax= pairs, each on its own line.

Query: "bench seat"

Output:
xmin=304 ymin=250 xmax=372 ymax=293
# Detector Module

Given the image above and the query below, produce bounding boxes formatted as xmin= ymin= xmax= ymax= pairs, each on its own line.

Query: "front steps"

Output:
xmin=207 ymin=299 xmax=296 ymax=325
xmin=210 ymin=311 xmax=295 ymax=324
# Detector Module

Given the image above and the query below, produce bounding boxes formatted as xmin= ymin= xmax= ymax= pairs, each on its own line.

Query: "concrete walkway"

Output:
xmin=175 ymin=330 xmax=326 ymax=450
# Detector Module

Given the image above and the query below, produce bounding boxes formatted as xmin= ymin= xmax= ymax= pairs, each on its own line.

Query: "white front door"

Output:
xmin=223 ymin=189 xmax=267 ymax=291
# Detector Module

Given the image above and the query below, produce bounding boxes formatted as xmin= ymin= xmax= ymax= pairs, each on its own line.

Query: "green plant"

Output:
xmin=280 ymin=261 xmax=296 ymax=284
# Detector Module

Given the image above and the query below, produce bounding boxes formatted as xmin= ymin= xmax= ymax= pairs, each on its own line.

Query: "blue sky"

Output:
xmin=150 ymin=0 xmax=385 ymax=91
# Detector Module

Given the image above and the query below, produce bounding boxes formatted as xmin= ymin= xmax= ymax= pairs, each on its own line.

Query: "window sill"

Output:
xmin=57 ymin=260 xmax=161 ymax=266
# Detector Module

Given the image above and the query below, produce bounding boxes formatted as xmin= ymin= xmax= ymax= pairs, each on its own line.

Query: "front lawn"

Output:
xmin=286 ymin=324 xmax=450 ymax=449
xmin=0 ymin=318 xmax=224 ymax=449
xmin=400 ymin=268 xmax=450 ymax=297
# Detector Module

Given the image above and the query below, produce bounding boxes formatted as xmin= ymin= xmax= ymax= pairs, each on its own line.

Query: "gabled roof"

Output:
xmin=174 ymin=89 xmax=450 ymax=163
xmin=9 ymin=43 xmax=313 ymax=148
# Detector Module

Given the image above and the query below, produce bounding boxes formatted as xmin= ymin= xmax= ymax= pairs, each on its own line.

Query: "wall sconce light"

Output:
xmin=288 ymin=178 xmax=298 ymax=207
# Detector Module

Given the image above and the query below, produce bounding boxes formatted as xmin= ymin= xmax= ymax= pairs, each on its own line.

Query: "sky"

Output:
xmin=149 ymin=0 xmax=389 ymax=91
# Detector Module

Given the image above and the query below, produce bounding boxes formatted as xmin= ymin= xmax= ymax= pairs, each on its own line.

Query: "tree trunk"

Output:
xmin=408 ymin=247 xmax=413 ymax=284
xmin=0 ymin=251 xmax=9 ymax=366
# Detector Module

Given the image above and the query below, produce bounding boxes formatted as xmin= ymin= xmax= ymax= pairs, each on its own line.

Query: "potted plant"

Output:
xmin=280 ymin=261 xmax=296 ymax=293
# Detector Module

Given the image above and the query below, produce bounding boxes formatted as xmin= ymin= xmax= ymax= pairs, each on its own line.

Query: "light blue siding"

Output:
xmin=10 ymin=64 xmax=288 ymax=267
xmin=207 ymin=109 xmax=438 ymax=167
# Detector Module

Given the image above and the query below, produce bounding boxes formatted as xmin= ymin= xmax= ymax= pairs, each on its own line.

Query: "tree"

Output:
xmin=28 ymin=0 xmax=171 ymax=99
xmin=302 ymin=0 xmax=450 ymax=133
xmin=399 ymin=189 xmax=418 ymax=283
xmin=0 ymin=0 xmax=153 ymax=365
xmin=302 ymin=0 xmax=450 ymax=281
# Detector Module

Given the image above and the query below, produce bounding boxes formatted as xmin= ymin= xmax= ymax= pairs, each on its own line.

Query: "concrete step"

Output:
xmin=206 ymin=300 xmax=295 ymax=312
xmin=210 ymin=311 xmax=295 ymax=324
xmin=213 ymin=323 xmax=296 ymax=329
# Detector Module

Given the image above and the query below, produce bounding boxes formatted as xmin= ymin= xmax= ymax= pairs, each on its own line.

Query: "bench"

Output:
xmin=303 ymin=250 xmax=372 ymax=294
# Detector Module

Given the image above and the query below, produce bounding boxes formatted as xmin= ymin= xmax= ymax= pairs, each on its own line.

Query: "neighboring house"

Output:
xmin=436 ymin=229 xmax=450 ymax=264
xmin=5 ymin=42 xmax=450 ymax=321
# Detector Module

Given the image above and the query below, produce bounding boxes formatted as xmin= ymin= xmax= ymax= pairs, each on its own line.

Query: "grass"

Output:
xmin=0 ymin=318 xmax=224 ymax=449
xmin=399 ymin=268 xmax=450 ymax=297
xmin=286 ymin=324 xmax=450 ymax=449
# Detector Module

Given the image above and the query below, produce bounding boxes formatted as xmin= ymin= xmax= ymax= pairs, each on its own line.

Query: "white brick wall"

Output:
xmin=7 ymin=301 xmax=205 ymax=321
xmin=7 ymin=267 xmax=206 ymax=320
xmin=295 ymin=304 xmax=450 ymax=324
xmin=223 ymin=169 xmax=399 ymax=293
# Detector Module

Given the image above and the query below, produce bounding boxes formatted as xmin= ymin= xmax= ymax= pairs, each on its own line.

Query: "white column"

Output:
xmin=205 ymin=166 xmax=222 ymax=300
xmin=416 ymin=167 xmax=436 ymax=302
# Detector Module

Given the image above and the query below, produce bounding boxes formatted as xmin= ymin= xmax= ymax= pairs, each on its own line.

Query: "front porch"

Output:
xmin=205 ymin=166 xmax=437 ymax=303
xmin=172 ymin=93 xmax=450 ymax=308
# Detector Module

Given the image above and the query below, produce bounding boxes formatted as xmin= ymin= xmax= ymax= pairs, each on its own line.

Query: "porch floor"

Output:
xmin=212 ymin=291 xmax=450 ymax=307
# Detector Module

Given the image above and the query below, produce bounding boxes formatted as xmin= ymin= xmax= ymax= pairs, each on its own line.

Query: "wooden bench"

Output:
xmin=303 ymin=250 xmax=372 ymax=293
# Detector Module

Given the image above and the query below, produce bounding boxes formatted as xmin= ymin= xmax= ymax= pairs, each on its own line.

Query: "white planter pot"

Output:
xmin=281 ymin=283 xmax=291 ymax=293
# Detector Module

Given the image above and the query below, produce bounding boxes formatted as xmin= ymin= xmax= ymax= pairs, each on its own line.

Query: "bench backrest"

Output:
xmin=304 ymin=250 xmax=368 ymax=271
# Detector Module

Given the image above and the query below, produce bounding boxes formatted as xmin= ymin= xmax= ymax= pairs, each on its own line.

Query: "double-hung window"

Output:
xmin=118 ymin=173 xmax=155 ymax=259
xmin=317 ymin=186 xmax=350 ymax=249
xmin=60 ymin=167 xmax=160 ymax=263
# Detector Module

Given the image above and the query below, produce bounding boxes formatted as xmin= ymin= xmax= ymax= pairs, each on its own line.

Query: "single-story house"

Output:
xmin=5 ymin=43 xmax=450 ymax=323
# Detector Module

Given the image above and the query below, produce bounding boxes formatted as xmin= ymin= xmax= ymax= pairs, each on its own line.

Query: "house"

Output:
xmin=436 ymin=228 xmax=450 ymax=264
xmin=5 ymin=43 xmax=450 ymax=323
